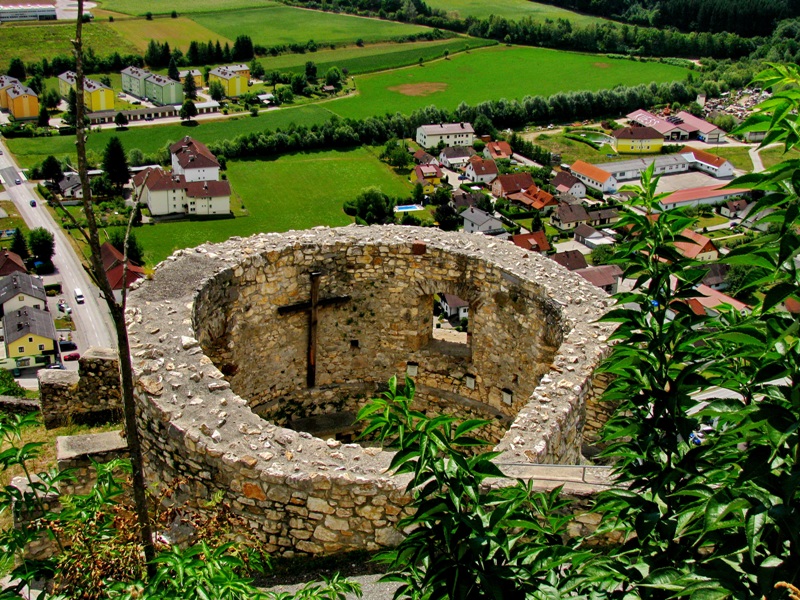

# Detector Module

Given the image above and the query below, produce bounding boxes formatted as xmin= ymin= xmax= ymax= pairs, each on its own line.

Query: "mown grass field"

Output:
xmin=328 ymin=46 xmax=691 ymax=119
xmin=258 ymin=37 xmax=495 ymax=76
xmin=528 ymin=131 xmax=619 ymax=163
xmin=425 ymin=0 xmax=608 ymax=24
xmin=759 ymin=145 xmax=800 ymax=169
xmin=97 ymin=0 xmax=276 ymax=15
xmin=0 ymin=22 xmax=138 ymax=69
xmin=7 ymin=105 xmax=335 ymax=169
xmin=193 ymin=6 xmax=428 ymax=47
xmin=132 ymin=147 xmax=411 ymax=263
xmin=108 ymin=16 xmax=232 ymax=52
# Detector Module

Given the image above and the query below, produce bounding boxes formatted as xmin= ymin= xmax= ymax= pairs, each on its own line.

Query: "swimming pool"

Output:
xmin=394 ymin=204 xmax=424 ymax=212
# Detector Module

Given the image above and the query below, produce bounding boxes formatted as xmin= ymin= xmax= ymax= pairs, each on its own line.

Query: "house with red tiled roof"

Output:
xmin=170 ymin=136 xmax=220 ymax=183
xmin=134 ymin=166 xmax=230 ymax=217
xmin=491 ymin=173 xmax=534 ymax=198
xmin=484 ymin=140 xmax=513 ymax=160
xmin=552 ymin=171 xmax=585 ymax=198
xmin=674 ymin=229 xmax=718 ymax=261
xmin=0 ymin=250 xmax=27 ymax=277
xmin=439 ymin=293 xmax=468 ymax=319
xmin=508 ymin=185 xmax=557 ymax=213
xmin=100 ymin=242 xmax=145 ymax=298
xmin=569 ymin=160 xmax=616 ymax=193
xmin=550 ymin=201 xmax=589 ymax=231
xmin=413 ymin=164 xmax=443 ymax=194
xmin=412 ymin=149 xmax=438 ymax=165
xmin=611 ymin=127 xmax=663 ymax=154
xmin=720 ymin=198 xmax=749 ymax=218
xmin=679 ymin=146 xmax=735 ymax=178
xmin=575 ymin=265 xmax=623 ymax=294
xmin=511 ymin=231 xmax=551 ymax=253
xmin=552 ymin=250 xmax=588 ymax=271
xmin=464 ymin=156 xmax=498 ymax=184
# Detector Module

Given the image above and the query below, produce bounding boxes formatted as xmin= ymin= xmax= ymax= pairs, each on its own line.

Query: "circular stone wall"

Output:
xmin=127 ymin=226 xmax=613 ymax=556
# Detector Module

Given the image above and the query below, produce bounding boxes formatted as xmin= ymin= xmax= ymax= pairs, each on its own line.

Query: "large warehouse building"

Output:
xmin=0 ymin=0 xmax=56 ymax=22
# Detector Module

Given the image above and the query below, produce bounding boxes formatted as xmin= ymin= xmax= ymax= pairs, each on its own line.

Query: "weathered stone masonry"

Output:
xmin=123 ymin=226 xmax=614 ymax=556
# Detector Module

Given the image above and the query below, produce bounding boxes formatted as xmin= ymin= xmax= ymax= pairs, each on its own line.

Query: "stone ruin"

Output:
xmin=117 ymin=225 xmax=615 ymax=556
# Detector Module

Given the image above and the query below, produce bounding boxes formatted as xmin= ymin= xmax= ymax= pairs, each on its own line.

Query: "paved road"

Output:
xmin=0 ymin=140 xmax=115 ymax=352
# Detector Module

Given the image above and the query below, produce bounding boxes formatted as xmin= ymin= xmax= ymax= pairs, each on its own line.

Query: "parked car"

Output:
xmin=47 ymin=362 xmax=65 ymax=370
xmin=29 ymin=199 xmax=36 ymax=207
xmin=59 ymin=340 xmax=77 ymax=351
xmin=14 ymin=178 xmax=21 ymax=185
xmin=63 ymin=352 xmax=80 ymax=361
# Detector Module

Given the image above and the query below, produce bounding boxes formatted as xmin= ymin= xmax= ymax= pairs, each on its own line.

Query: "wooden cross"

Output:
xmin=277 ymin=271 xmax=350 ymax=388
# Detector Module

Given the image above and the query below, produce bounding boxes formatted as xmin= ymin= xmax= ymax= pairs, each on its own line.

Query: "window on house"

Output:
xmin=38 ymin=344 xmax=44 ymax=351
xmin=18 ymin=347 xmax=24 ymax=353
xmin=28 ymin=337 xmax=33 ymax=343
xmin=18 ymin=295 xmax=24 ymax=301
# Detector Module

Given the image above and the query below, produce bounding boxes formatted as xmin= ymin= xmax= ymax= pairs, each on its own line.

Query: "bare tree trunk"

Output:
xmin=72 ymin=0 xmax=156 ymax=577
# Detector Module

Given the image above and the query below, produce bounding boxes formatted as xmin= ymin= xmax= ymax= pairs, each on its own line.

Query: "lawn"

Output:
xmin=108 ymin=16 xmax=232 ymax=52
xmin=6 ymin=105 xmax=335 ymax=169
xmin=759 ymin=145 xmax=800 ymax=170
xmin=329 ymin=45 xmax=690 ymax=119
xmin=96 ymin=0 xmax=277 ymax=15
xmin=696 ymin=214 xmax=727 ymax=229
xmin=257 ymin=37 xmax=495 ymax=76
xmin=702 ymin=146 xmax=753 ymax=172
xmin=133 ymin=147 xmax=412 ymax=264
xmin=425 ymin=0 xmax=608 ymax=24
xmin=531 ymin=132 xmax=619 ymax=163
xmin=0 ymin=201 xmax=30 ymax=251
xmin=0 ymin=21 xmax=138 ymax=69
xmin=192 ymin=6 xmax=429 ymax=47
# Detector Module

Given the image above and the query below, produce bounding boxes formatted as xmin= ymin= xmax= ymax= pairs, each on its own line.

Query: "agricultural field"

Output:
xmin=132 ymin=147 xmax=411 ymax=263
xmin=108 ymin=16 xmax=232 ymax=53
xmin=328 ymin=46 xmax=691 ymax=119
xmin=96 ymin=0 xmax=275 ymax=16
xmin=425 ymin=0 xmax=608 ymax=24
xmin=193 ymin=6 xmax=429 ymax=47
xmin=0 ymin=21 xmax=138 ymax=68
xmin=7 ymin=105 xmax=335 ymax=169
xmin=257 ymin=37 xmax=495 ymax=76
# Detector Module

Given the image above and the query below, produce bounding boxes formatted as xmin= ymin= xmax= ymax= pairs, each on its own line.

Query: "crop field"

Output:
xmin=259 ymin=37 xmax=495 ymax=76
xmin=0 ymin=22 xmax=138 ymax=68
xmin=327 ymin=46 xmax=691 ymax=119
xmin=108 ymin=16 xmax=232 ymax=52
xmin=7 ymin=105 xmax=335 ymax=169
xmin=133 ymin=147 xmax=411 ymax=263
xmin=193 ymin=6 xmax=429 ymax=47
xmin=96 ymin=0 xmax=276 ymax=16
xmin=425 ymin=0 xmax=608 ymax=24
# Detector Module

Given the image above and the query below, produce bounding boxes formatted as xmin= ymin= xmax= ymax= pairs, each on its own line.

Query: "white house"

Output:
xmin=569 ymin=160 xmax=617 ymax=194
xmin=416 ymin=123 xmax=475 ymax=149
xmin=464 ymin=157 xmax=498 ymax=184
xmin=551 ymin=171 xmax=586 ymax=198
xmin=439 ymin=293 xmax=468 ymax=320
xmin=170 ymin=136 xmax=220 ymax=182
xmin=0 ymin=273 xmax=46 ymax=316
xmin=461 ymin=207 xmax=507 ymax=238
xmin=132 ymin=167 xmax=230 ymax=217
xmin=680 ymin=147 xmax=735 ymax=178
xmin=438 ymin=146 xmax=476 ymax=169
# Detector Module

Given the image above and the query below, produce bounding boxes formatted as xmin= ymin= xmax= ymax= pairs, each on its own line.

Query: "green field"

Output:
xmin=328 ymin=46 xmax=691 ymax=119
xmin=97 ymin=0 xmax=276 ymax=15
xmin=193 ymin=6 xmax=428 ymax=47
xmin=759 ymin=145 xmax=800 ymax=170
xmin=108 ymin=16 xmax=232 ymax=52
xmin=133 ymin=147 xmax=411 ymax=263
xmin=0 ymin=22 xmax=138 ymax=68
xmin=7 ymin=106 xmax=334 ymax=169
xmin=258 ymin=37 xmax=495 ymax=76
xmin=426 ymin=0 xmax=607 ymax=24
xmin=706 ymin=146 xmax=753 ymax=171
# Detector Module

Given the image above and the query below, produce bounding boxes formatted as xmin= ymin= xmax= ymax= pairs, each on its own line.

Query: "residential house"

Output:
xmin=721 ymin=198 xmax=749 ymax=218
xmin=226 ymin=64 xmax=251 ymax=80
xmin=100 ymin=242 xmax=145 ymax=300
xmin=2 ymin=306 xmax=57 ymax=367
xmin=58 ymin=72 xmax=114 ymax=111
xmin=461 ymin=207 xmax=507 ymax=238
xmin=682 ymin=283 xmax=749 ymax=317
xmin=413 ymin=164 xmax=442 ymax=194
xmin=575 ymin=265 xmax=623 ymax=294
xmin=674 ymin=111 xmax=725 ymax=143
xmin=121 ymin=66 xmax=151 ymax=98
xmin=416 ymin=122 xmax=475 ymax=149
xmin=674 ymin=229 xmax=719 ymax=261
xmin=569 ymin=160 xmax=616 ymax=193
xmin=659 ymin=184 xmax=749 ymax=211
xmin=702 ymin=262 xmax=729 ymax=291
xmin=611 ymin=126 xmax=663 ymax=154
xmin=464 ymin=156 xmax=498 ymax=184
xmin=0 ymin=75 xmax=21 ymax=108
xmin=0 ymin=273 xmax=46 ymax=317
xmin=208 ymin=66 xmax=248 ymax=97
xmin=6 ymin=85 xmax=39 ymax=121
xmin=439 ymin=293 xmax=468 ymax=320
xmin=170 ymin=136 xmax=220 ymax=182
xmin=679 ymin=146 xmax=735 ymax=178
xmin=552 ymin=171 xmax=586 ymax=198
xmin=184 ymin=180 xmax=232 ymax=216
xmin=412 ymin=149 xmax=437 ymax=165
xmin=57 ymin=71 xmax=77 ymax=98
xmin=491 ymin=173 xmax=534 ymax=198
xmin=508 ymin=185 xmax=556 ymax=212
xmin=511 ymin=231 xmax=551 ymax=253
xmin=178 ymin=69 xmax=202 ymax=84
xmin=484 ymin=141 xmax=513 ymax=160
xmin=143 ymin=74 xmax=183 ymax=106
xmin=0 ymin=251 xmax=27 ymax=277
xmin=587 ymin=207 xmax=620 ymax=228
xmin=133 ymin=167 xmax=231 ymax=216
xmin=438 ymin=146 xmax=476 ymax=169
xmin=550 ymin=202 xmax=589 ymax=231
xmin=552 ymin=250 xmax=588 ymax=271
xmin=574 ymin=223 xmax=613 ymax=249
xmin=451 ymin=188 xmax=483 ymax=211
xmin=58 ymin=172 xmax=83 ymax=199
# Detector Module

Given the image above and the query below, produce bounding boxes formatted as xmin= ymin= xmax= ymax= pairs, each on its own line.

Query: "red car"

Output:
xmin=63 ymin=352 xmax=80 ymax=361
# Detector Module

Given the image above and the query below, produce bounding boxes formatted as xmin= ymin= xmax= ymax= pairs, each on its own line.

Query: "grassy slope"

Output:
xmin=108 ymin=16 xmax=233 ymax=52
xmin=133 ymin=147 xmax=411 ymax=263
xmin=0 ymin=21 xmax=138 ymax=68
xmin=328 ymin=45 xmax=690 ymax=119
xmin=426 ymin=0 xmax=607 ymax=24
xmin=759 ymin=145 xmax=800 ymax=170
xmin=7 ymin=105 xmax=334 ymax=168
xmin=192 ymin=6 xmax=429 ymax=47
xmin=96 ymin=0 xmax=278 ymax=16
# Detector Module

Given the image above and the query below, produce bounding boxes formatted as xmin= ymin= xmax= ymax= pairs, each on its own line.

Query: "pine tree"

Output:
xmin=10 ymin=228 xmax=29 ymax=260
xmin=37 ymin=105 xmax=50 ymax=127
xmin=7 ymin=57 xmax=26 ymax=80
xmin=102 ymin=136 xmax=130 ymax=192
xmin=182 ymin=72 xmax=197 ymax=99
xmin=167 ymin=56 xmax=180 ymax=82
xmin=187 ymin=41 xmax=200 ymax=65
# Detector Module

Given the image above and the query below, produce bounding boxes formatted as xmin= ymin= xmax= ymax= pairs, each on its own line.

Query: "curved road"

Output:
xmin=0 ymin=139 xmax=115 ymax=350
